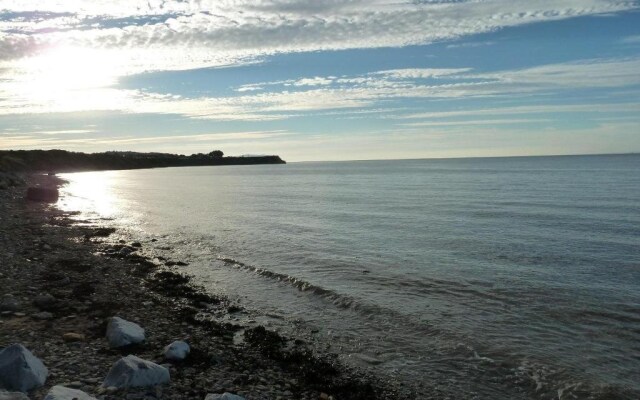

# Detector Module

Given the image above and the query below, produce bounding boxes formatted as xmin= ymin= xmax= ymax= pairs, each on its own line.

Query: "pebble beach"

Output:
xmin=0 ymin=174 xmax=410 ymax=400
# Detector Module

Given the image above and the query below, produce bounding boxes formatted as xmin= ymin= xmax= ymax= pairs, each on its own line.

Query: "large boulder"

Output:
xmin=0 ymin=390 xmax=29 ymax=400
xmin=105 ymin=317 xmax=145 ymax=348
xmin=205 ymin=394 xmax=246 ymax=400
xmin=102 ymin=355 xmax=170 ymax=388
xmin=26 ymin=187 xmax=58 ymax=202
xmin=163 ymin=341 xmax=190 ymax=361
xmin=44 ymin=386 xmax=97 ymax=400
xmin=0 ymin=344 xmax=48 ymax=392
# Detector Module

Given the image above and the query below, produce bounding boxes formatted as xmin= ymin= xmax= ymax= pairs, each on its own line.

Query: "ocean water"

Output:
xmin=58 ymin=154 xmax=640 ymax=399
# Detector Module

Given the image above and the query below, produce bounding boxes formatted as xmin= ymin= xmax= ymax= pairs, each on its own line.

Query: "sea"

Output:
xmin=57 ymin=154 xmax=640 ymax=399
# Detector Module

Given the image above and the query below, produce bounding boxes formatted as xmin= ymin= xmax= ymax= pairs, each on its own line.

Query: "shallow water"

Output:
xmin=58 ymin=154 xmax=640 ymax=399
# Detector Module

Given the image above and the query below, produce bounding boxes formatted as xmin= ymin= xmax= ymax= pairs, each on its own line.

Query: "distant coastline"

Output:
xmin=0 ymin=149 xmax=285 ymax=173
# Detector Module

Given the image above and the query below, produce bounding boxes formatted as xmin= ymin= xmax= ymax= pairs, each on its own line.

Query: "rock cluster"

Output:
xmin=0 ymin=317 xmax=181 ymax=397
xmin=0 ymin=317 xmax=181 ymax=395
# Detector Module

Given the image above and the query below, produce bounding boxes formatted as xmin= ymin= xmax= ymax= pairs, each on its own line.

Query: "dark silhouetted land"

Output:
xmin=0 ymin=149 xmax=285 ymax=173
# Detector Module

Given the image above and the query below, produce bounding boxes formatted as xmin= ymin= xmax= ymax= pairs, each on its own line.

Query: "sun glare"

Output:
xmin=16 ymin=47 xmax=125 ymax=112
xmin=57 ymin=171 xmax=121 ymax=219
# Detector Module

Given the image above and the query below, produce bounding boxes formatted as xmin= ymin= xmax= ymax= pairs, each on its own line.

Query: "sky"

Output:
xmin=0 ymin=0 xmax=639 ymax=162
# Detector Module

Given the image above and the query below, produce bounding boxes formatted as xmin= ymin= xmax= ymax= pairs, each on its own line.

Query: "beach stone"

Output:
xmin=163 ymin=341 xmax=190 ymax=361
xmin=0 ymin=344 xmax=48 ymax=392
xmin=106 ymin=317 xmax=145 ymax=348
xmin=102 ymin=355 xmax=170 ymax=388
xmin=33 ymin=294 xmax=57 ymax=310
xmin=62 ymin=333 xmax=86 ymax=342
xmin=44 ymin=386 xmax=97 ymax=400
xmin=32 ymin=312 xmax=54 ymax=320
xmin=0 ymin=298 xmax=19 ymax=312
xmin=119 ymin=248 xmax=134 ymax=256
xmin=0 ymin=390 xmax=29 ymax=400
xmin=204 ymin=394 xmax=246 ymax=400
xmin=26 ymin=187 xmax=59 ymax=202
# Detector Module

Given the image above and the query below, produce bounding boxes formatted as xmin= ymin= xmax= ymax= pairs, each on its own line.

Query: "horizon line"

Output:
xmin=289 ymin=151 xmax=640 ymax=164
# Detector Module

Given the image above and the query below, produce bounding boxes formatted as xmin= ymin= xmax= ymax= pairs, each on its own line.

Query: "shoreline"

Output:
xmin=0 ymin=174 xmax=412 ymax=400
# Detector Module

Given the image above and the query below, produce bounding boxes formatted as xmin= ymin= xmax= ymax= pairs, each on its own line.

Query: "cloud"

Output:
xmin=0 ymin=128 xmax=290 ymax=149
xmin=621 ymin=34 xmax=640 ymax=44
xmin=293 ymin=76 xmax=334 ymax=86
xmin=236 ymin=85 xmax=264 ymax=92
xmin=477 ymin=58 xmax=640 ymax=88
xmin=2 ymin=56 xmax=639 ymax=122
xmin=446 ymin=41 xmax=496 ymax=49
xmin=91 ymin=130 xmax=291 ymax=145
xmin=395 ymin=103 xmax=640 ymax=120
xmin=400 ymin=118 xmax=550 ymax=127
xmin=1 ymin=0 xmax=638 ymax=127
xmin=0 ymin=0 xmax=636 ymax=69
xmin=33 ymin=129 xmax=96 ymax=135
xmin=376 ymin=68 xmax=471 ymax=79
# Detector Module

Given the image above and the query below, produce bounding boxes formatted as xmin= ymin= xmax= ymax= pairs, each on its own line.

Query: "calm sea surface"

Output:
xmin=58 ymin=155 xmax=640 ymax=399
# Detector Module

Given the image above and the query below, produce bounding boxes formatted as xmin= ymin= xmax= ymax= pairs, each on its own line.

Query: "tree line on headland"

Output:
xmin=0 ymin=149 xmax=286 ymax=173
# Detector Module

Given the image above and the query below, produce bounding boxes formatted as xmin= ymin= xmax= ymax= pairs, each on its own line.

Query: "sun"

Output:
xmin=24 ymin=47 xmax=118 ymax=90
xmin=16 ymin=46 xmax=125 ymax=112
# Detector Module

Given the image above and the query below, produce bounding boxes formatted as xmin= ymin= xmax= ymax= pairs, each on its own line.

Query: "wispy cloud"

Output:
xmin=446 ymin=41 xmax=496 ymax=49
xmin=395 ymin=103 xmax=640 ymax=120
xmin=476 ymin=58 xmax=640 ymax=88
xmin=400 ymin=118 xmax=549 ymax=127
xmin=0 ymin=129 xmax=290 ymax=149
xmin=2 ymin=56 xmax=639 ymax=121
xmin=621 ymin=34 xmax=640 ymax=44
xmin=34 ymin=129 xmax=96 ymax=135
xmin=91 ymin=130 xmax=291 ymax=145
xmin=293 ymin=77 xmax=335 ymax=86
xmin=375 ymin=68 xmax=471 ymax=79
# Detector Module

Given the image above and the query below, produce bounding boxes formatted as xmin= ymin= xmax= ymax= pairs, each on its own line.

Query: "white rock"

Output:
xmin=205 ymin=394 xmax=246 ymax=400
xmin=44 ymin=386 xmax=97 ymax=400
xmin=0 ymin=344 xmax=48 ymax=392
xmin=102 ymin=355 xmax=170 ymax=388
xmin=163 ymin=341 xmax=190 ymax=361
xmin=105 ymin=317 xmax=145 ymax=348
xmin=0 ymin=390 xmax=29 ymax=400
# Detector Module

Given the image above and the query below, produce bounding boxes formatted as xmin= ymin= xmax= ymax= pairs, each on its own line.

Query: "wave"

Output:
xmin=217 ymin=257 xmax=443 ymax=333
xmin=216 ymin=256 xmax=640 ymax=399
